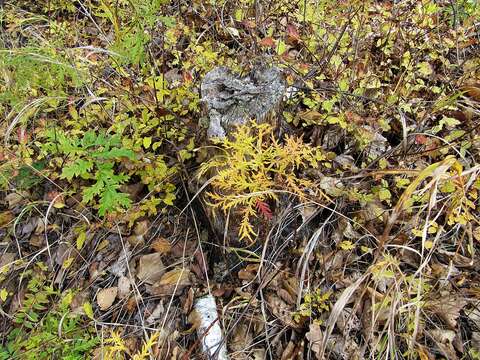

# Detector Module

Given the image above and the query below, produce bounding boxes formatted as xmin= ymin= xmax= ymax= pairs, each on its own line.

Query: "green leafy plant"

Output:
xmin=0 ymin=264 xmax=98 ymax=360
xmin=96 ymin=0 xmax=176 ymax=66
xmin=39 ymin=129 xmax=135 ymax=216
xmin=199 ymin=121 xmax=326 ymax=241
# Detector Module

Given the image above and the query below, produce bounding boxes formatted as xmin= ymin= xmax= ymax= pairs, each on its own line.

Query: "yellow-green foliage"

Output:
xmin=102 ymin=330 xmax=160 ymax=360
xmin=199 ymin=121 xmax=325 ymax=241
xmin=293 ymin=289 xmax=332 ymax=323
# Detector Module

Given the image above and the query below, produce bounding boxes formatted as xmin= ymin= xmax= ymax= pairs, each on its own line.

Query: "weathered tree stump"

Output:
xmin=200 ymin=65 xmax=286 ymax=139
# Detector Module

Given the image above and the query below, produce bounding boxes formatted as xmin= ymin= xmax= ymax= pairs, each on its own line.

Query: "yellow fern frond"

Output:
xmin=199 ymin=120 xmax=325 ymax=241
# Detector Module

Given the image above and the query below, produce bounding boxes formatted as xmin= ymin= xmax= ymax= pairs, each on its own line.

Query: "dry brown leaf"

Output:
xmin=70 ymin=290 xmax=90 ymax=314
xmin=0 ymin=211 xmax=14 ymax=227
xmin=259 ymin=37 xmax=275 ymax=48
xmin=427 ymin=329 xmax=458 ymax=360
xmin=238 ymin=264 xmax=258 ymax=281
xmin=146 ymin=268 xmax=192 ymax=297
xmin=473 ymin=226 xmax=480 ymax=242
xmin=182 ymin=287 xmax=194 ymax=314
xmin=278 ymin=288 xmax=296 ymax=305
xmin=299 ymin=110 xmax=323 ymax=123
xmin=97 ymin=287 xmax=118 ymax=311
xmin=417 ymin=344 xmax=434 ymax=360
xmin=305 ymin=323 xmax=323 ymax=359
xmin=282 ymin=276 xmax=300 ymax=301
xmin=29 ymin=235 xmax=44 ymax=247
xmin=0 ymin=252 xmax=15 ymax=271
xmin=230 ymin=322 xmax=253 ymax=359
xmin=286 ymin=24 xmax=300 ymax=42
xmin=126 ymin=296 xmax=137 ymax=312
xmin=137 ymin=253 xmax=165 ymax=284
xmin=146 ymin=301 xmax=165 ymax=324
xmin=280 ymin=341 xmax=296 ymax=360
xmin=134 ymin=220 xmax=149 ymax=235
xmin=5 ymin=192 xmax=24 ymax=207
xmin=127 ymin=234 xmax=144 ymax=247
xmin=151 ymin=237 xmax=172 ymax=254
xmin=158 ymin=268 xmax=191 ymax=286
xmin=117 ymin=276 xmax=131 ymax=298
xmin=427 ymin=294 xmax=467 ymax=329
xmin=266 ymin=293 xmax=299 ymax=328
xmin=462 ymin=85 xmax=480 ymax=101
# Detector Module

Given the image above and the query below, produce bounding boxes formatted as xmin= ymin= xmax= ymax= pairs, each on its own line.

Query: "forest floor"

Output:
xmin=1 ymin=1 xmax=480 ymax=359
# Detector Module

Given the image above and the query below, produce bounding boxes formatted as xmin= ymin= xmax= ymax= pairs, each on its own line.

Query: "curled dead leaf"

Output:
xmin=266 ymin=293 xmax=299 ymax=328
xmin=238 ymin=264 xmax=258 ymax=281
xmin=462 ymin=85 xmax=480 ymax=101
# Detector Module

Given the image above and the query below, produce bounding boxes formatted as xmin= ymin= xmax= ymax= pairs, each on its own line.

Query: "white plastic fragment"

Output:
xmin=194 ymin=294 xmax=229 ymax=360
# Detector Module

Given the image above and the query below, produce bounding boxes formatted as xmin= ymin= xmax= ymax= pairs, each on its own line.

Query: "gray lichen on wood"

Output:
xmin=201 ymin=66 xmax=286 ymax=139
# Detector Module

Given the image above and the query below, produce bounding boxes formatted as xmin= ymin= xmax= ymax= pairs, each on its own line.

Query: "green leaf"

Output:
xmin=92 ymin=147 xmax=135 ymax=160
xmin=61 ymin=159 xmax=94 ymax=181
xmin=82 ymin=180 xmax=104 ymax=203
xmin=378 ymin=188 xmax=391 ymax=201
xmin=339 ymin=78 xmax=349 ymax=92
xmin=98 ymin=187 xmax=131 ymax=216
xmin=417 ymin=61 xmax=433 ymax=76
xmin=163 ymin=191 xmax=176 ymax=206
xmin=277 ymin=40 xmax=286 ymax=55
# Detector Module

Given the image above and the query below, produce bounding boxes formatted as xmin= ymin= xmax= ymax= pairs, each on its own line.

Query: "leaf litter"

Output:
xmin=0 ymin=0 xmax=479 ymax=359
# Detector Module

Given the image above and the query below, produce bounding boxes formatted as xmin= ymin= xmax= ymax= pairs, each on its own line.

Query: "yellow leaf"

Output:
xmin=143 ymin=137 xmax=152 ymax=149
xmin=62 ymin=257 xmax=74 ymax=269
xmin=0 ymin=288 xmax=8 ymax=302
xmin=339 ymin=240 xmax=355 ymax=250
xmin=76 ymin=231 xmax=87 ymax=250
xmin=158 ymin=268 xmax=191 ymax=286
xmin=83 ymin=302 xmax=94 ymax=320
